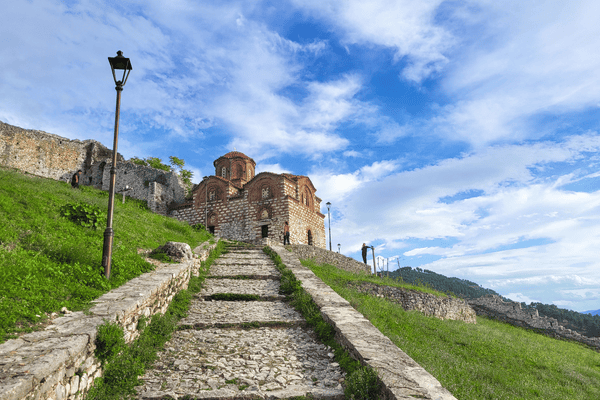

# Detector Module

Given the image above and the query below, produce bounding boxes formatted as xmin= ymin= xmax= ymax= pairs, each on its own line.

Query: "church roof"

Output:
xmin=213 ymin=151 xmax=256 ymax=167
xmin=222 ymin=151 xmax=251 ymax=159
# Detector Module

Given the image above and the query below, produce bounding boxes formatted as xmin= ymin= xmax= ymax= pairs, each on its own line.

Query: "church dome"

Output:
xmin=213 ymin=151 xmax=256 ymax=183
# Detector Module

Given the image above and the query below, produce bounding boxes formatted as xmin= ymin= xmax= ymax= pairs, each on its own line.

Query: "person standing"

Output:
xmin=283 ymin=221 xmax=290 ymax=245
xmin=361 ymin=243 xmax=369 ymax=264
xmin=71 ymin=170 xmax=82 ymax=189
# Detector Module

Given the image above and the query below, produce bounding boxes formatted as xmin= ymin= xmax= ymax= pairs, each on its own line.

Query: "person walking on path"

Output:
xmin=283 ymin=221 xmax=290 ymax=245
xmin=362 ymin=243 xmax=369 ymax=264
xmin=71 ymin=170 xmax=82 ymax=189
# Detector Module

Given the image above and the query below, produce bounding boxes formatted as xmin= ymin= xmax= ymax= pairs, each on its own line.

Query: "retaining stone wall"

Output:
xmin=468 ymin=295 xmax=600 ymax=350
xmin=271 ymin=245 xmax=458 ymax=400
xmin=0 ymin=242 xmax=216 ymax=400
xmin=349 ymin=282 xmax=476 ymax=324
xmin=288 ymin=244 xmax=371 ymax=275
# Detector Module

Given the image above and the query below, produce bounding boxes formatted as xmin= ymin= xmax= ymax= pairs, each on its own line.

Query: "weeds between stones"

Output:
xmin=262 ymin=246 xmax=381 ymax=399
xmin=85 ymin=240 xmax=225 ymax=400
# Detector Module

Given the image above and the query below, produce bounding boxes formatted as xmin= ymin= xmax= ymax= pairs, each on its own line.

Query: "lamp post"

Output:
xmin=102 ymin=50 xmax=132 ymax=280
xmin=326 ymin=202 xmax=332 ymax=251
xmin=371 ymin=246 xmax=376 ymax=275
xmin=337 ymin=243 xmax=340 ymax=253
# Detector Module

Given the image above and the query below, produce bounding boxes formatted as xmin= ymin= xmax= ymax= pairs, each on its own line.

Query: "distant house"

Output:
xmin=170 ymin=151 xmax=326 ymax=247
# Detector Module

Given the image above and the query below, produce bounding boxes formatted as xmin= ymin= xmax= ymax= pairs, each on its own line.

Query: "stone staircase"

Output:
xmin=136 ymin=244 xmax=345 ymax=399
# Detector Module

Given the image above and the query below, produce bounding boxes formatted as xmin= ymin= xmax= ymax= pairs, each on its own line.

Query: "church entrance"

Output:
xmin=208 ymin=226 xmax=215 ymax=234
xmin=261 ymin=225 xmax=269 ymax=238
xmin=307 ymin=230 xmax=313 ymax=245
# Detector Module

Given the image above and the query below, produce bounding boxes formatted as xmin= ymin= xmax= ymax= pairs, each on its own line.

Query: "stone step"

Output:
xmin=136 ymin=327 xmax=345 ymax=399
xmin=214 ymin=257 xmax=272 ymax=263
xmin=208 ymin=261 xmax=280 ymax=279
xmin=179 ymin=300 xmax=304 ymax=327
xmin=219 ymin=254 xmax=270 ymax=260
xmin=199 ymin=279 xmax=283 ymax=299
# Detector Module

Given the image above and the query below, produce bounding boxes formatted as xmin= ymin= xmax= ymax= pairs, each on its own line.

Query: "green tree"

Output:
xmin=128 ymin=156 xmax=193 ymax=195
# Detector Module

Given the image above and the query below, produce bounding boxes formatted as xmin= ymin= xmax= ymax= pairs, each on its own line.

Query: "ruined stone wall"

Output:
xmin=468 ymin=295 xmax=600 ymax=350
xmin=102 ymin=162 xmax=185 ymax=215
xmin=289 ymin=244 xmax=371 ymax=275
xmin=0 ymin=121 xmax=186 ymax=216
xmin=0 ymin=121 xmax=119 ymax=183
xmin=349 ymin=282 xmax=477 ymax=323
xmin=0 ymin=243 xmax=217 ymax=400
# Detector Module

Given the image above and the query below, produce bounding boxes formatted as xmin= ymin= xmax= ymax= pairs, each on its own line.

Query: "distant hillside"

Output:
xmin=389 ymin=266 xmax=502 ymax=299
xmin=389 ymin=267 xmax=600 ymax=338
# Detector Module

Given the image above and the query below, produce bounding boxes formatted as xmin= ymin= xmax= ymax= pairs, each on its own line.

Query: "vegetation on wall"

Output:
xmin=262 ymin=247 xmax=381 ymax=399
xmin=129 ymin=155 xmax=194 ymax=195
xmin=0 ymin=167 xmax=211 ymax=343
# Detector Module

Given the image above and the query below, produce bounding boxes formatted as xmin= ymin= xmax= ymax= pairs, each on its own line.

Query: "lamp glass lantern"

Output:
xmin=108 ymin=51 xmax=132 ymax=86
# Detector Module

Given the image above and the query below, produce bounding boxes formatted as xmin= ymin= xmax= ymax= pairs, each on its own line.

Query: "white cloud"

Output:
xmin=293 ymin=0 xmax=454 ymax=82
xmin=436 ymin=0 xmax=600 ymax=146
xmin=255 ymin=163 xmax=290 ymax=175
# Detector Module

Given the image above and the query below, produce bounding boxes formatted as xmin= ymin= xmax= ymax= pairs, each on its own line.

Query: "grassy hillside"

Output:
xmin=0 ymin=167 xmax=212 ymax=343
xmin=304 ymin=260 xmax=600 ymax=400
xmin=389 ymin=266 xmax=600 ymax=337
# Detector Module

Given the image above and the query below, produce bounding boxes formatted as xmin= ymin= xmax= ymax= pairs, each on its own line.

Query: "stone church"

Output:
xmin=170 ymin=151 xmax=326 ymax=248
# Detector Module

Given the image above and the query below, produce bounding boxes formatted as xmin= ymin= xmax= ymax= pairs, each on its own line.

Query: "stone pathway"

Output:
xmin=136 ymin=244 xmax=345 ymax=399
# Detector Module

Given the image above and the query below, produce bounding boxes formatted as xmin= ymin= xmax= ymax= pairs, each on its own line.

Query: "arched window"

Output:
xmin=262 ymin=186 xmax=270 ymax=199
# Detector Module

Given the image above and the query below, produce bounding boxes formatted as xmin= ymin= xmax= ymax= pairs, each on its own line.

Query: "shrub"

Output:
xmin=59 ymin=202 xmax=106 ymax=230
xmin=95 ymin=321 xmax=125 ymax=365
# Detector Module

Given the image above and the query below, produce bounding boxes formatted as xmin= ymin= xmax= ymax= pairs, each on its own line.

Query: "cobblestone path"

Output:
xmin=136 ymin=244 xmax=345 ymax=399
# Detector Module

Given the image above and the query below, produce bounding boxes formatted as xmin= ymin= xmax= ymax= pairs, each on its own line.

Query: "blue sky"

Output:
xmin=2 ymin=0 xmax=600 ymax=313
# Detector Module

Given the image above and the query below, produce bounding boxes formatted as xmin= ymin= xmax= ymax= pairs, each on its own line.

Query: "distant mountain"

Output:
xmin=388 ymin=267 xmax=600 ymax=338
xmin=388 ymin=267 xmax=504 ymax=300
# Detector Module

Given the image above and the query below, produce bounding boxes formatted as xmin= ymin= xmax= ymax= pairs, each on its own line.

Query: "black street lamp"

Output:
xmin=102 ymin=50 xmax=132 ymax=280
xmin=337 ymin=243 xmax=340 ymax=253
xmin=326 ymin=202 xmax=332 ymax=251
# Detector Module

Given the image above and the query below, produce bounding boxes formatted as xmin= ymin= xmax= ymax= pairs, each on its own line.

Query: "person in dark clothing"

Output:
xmin=362 ymin=243 xmax=368 ymax=264
xmin=283 ymin=221 xmax=290 ymax=245
xmin=71 ymin=170 xmax=82 ymax=189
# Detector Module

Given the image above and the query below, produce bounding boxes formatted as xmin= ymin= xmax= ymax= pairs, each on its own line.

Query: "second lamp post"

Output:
xmin=326 ymin=201 xmax=332 ymax=251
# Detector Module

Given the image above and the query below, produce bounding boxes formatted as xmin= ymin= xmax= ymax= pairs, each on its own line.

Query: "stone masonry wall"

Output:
xmin=0 ymin=121 xmax=186 ymax=216
xmin=289 ymin=244 xmax=371 ymax=275
xmin=349 ymin=282 xmax=477 ymax=324
xmin=272 ymin=245 xmax=458 ymax=400
xmin=0 ymin=121 xmax=121 ymax=183
xmin=468 ymin=295 xmax=600 ymax=350
xmin=171 ymin=175 xmax=326 ymax=248
xmin=0 ymin=242 xmax=217 ymax=400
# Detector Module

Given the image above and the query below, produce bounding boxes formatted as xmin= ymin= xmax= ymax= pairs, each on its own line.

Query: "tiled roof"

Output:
xmin=221 ymin=151 xmax=251 ymax=159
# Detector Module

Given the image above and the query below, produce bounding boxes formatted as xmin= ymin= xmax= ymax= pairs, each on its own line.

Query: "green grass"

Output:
xmin=304 ymin=259 xmax=600 ymax=400
xmin=86 ymin=240 xmax=225 ymax=400
xmin=0 ymin=167 xmax=212 ymax=343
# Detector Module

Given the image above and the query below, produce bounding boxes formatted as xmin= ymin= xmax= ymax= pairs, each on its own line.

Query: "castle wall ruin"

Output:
xmin=0 ymin=121 xmax=186 ymax=215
